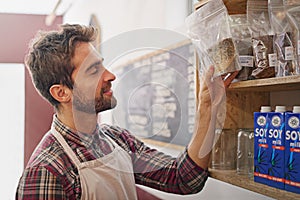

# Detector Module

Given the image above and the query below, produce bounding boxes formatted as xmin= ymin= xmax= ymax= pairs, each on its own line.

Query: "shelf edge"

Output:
xmin=228 ymin=75 xmax=300 ymax=91
xmin=209 ymin=169 xmax=300 ymax=200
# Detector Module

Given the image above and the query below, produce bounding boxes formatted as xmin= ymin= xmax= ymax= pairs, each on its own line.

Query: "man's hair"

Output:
xmin=25 ymin=24 xmax=97 ymax=108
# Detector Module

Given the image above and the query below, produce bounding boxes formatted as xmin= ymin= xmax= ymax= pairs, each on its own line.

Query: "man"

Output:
xmin=16 ymin=24 xmax=225 ymax=199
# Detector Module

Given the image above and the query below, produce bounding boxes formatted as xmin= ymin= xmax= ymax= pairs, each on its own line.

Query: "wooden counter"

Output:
xmin=209 ymin=169 xmax=300 ymax=200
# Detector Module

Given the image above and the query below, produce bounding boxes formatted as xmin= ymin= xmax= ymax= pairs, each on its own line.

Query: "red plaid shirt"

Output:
xmin=16 ymin=115 xmax=208 ymax=199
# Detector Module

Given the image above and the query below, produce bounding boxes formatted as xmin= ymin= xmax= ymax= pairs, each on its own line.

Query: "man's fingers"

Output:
xmin=201 ymin=66 xmax=214 ymax=89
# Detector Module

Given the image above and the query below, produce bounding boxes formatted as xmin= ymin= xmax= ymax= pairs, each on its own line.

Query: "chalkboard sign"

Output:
xmin=112 ymin=40 xmax=195 ymax=146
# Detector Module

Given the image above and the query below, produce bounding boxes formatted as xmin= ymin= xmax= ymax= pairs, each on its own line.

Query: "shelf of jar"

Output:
xmin=228 ymin=75 xmax=300 ymax=92
xmin=209 ymin=169 xmax=300 ymax=200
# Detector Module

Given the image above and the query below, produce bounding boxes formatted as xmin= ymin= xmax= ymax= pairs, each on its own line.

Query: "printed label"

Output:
xmin=285 ymin=180 xmax=300 ymax=188
xmin=288 ymin=116 xmax=300 ymax=128
xmin=271 ymin=115 xmax=282 ymax=127
xmin=257 ymin=115 xmax=267 ymax=127
xmin=239 ymin=55 xmax=254 ymax=67
xmin=285 ymin=46 xmax=294 ymax=60
xmin=268 ymin=53 xmax=277 ymax=67
xmin=291 ymin=148 xmax=300 ymax=153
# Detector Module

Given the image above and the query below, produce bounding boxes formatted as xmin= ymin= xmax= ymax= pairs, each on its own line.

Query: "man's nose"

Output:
xmin=103 ymin=69 xmax=116 ymax=82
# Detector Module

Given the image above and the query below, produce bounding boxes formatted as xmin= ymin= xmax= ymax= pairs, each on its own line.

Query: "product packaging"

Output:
xmin=269 ymin=0 xmax=298 ymax=77
xmin=286 ymin=2 xmax=300 ymax=75
xmin=186 ymin=0 xmax=241 ymax=77
xmin=267 ymin=106 xmax=286 ymax=190
xmin=285 ymin=106 xmax=300 ymax=194
xmin=254 ymin=106 xmax=271 ymax=185
xmin=247 ymin=0 xmax=276 ymax=79
xmin=229 ymin=14 xmax=254 ymax=81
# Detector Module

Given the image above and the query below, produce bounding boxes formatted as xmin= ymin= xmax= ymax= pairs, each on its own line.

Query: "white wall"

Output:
xmin=0 ymin=64 xmax=24 ymax=199
xmin=64 ymin=0 xmax=190 ymax=72
xmin=64 ymin=0 xmax=189 ymax=39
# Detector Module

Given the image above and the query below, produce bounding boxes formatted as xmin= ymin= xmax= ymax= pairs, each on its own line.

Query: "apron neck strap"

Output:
xmin=51 ymin=128 xmax=81 ymax=167
xmin=51 ymin=127 xmax=121 ymax=168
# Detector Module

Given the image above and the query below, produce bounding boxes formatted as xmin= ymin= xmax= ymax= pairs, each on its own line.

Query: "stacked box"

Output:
xmin=254 ymin=109 xmax=270 ymax=185
xmin=267 ymin=108 xmax=286 ymax=190
xmin=285 ymin=107 xmax=300 ymax=194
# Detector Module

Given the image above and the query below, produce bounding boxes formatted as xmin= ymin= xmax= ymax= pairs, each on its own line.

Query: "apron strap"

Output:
xmin=102 ymin=131 xmax=118 ymax=150
xmin=52 ymin=128 xmax=82 ymax=167
xmin=52 ymin=127 xmax=121 ymax=168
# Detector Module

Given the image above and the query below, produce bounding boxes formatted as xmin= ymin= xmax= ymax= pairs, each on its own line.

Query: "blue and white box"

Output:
xmin=285 ymin=106 xmax=300 ymax=194
xmin=254 ymin=106 xmax=271 ymax=185
xmin=267 ymin=106 xmax=286 ymax=190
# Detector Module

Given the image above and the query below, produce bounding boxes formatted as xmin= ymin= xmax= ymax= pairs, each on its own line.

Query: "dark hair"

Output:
xmin=25 ymin=24 xmax=97 ymax=108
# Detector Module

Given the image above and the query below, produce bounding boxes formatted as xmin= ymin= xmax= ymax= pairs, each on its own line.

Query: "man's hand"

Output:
xmin=198 ymin=66 xmax=226 ymax=109
xmin=188 ymin=66 xmax=227 ymax=169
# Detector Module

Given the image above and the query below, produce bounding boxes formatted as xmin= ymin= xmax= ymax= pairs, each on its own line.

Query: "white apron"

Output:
xmin=52 ymin=128 xmax=138 ymax=200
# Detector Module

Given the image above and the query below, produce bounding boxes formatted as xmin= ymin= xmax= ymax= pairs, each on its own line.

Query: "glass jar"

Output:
xmin=211 ymin=129 xmax=237 ymax=170
xmin=237 ymin=129 xmax=254 ymax=177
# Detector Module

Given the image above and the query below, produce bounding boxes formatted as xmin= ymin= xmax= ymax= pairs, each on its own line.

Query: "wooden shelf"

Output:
xmin=141 ymin=139 xmax=300 ymax=199
xmin=209 ymin=169 xmax=300 ymax=200
xmin=193 ymin=1 xmax=300 ymax=199
xmin=195 ymin=0 xmax=247 ymax=14
xmin=140 ymin=138 xmax=185 ymax=151
xmin=228 ymin=75 xmax=300 ymax=92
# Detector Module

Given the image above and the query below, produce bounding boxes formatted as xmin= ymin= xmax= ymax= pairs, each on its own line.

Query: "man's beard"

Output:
xmin=72 ymin=89 xmax=117 ymax=114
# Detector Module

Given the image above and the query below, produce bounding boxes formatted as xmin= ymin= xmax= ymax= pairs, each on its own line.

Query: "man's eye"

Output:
xmin=90 ymin=66 xmax=99 ymax=74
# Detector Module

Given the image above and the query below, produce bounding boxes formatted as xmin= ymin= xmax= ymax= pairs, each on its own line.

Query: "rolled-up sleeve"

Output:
xmin=176 ymin=148 xmax=209 ymax=193
xmin=133 ymin=146 xmax=209 ymax=194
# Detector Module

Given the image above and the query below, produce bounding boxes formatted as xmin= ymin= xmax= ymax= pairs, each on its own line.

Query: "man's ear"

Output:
xmin=49 ymin=84 xmax=72 ymax=103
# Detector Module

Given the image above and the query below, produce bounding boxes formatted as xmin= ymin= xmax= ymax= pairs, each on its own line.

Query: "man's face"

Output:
xmin=71 ymin=42 xmax=117 ymax=114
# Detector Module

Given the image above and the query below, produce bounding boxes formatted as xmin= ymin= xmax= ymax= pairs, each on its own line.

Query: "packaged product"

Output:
xmin=229 ymin=14 xmax=254 ymax=81
xmin=269 ymin=0 xmax=298 ymax=76
xmin=285 ymin=106 xmax=300 ymax=194
xmin=266 ymin=106 xmax=286 ymax=190
xmin=186 ymin=0 xmax=241 ymax=77
xmin=285 ymin=1 xmax=300 ymax=75
xmin=254 ymin=108 xmax=271 ymax=185
xmin=247 ymin=0 xmax=276 ymax=79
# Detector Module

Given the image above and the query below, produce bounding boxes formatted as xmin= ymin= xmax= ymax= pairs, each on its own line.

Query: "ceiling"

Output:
xmin=0 ymin=0 xmax=75 ymax=15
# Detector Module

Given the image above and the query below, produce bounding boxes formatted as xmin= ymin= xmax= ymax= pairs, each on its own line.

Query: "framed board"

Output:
xmin=112 ymin=40 xmax=195 ymax=146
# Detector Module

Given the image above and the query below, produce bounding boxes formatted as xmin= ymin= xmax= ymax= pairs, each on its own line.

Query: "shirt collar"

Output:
xmin=51 ymin=114 xmax=99 ymax=148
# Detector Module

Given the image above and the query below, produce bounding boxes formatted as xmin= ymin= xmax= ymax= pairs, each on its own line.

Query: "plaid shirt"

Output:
xmin=16 ymin=115 xmax=208 ymax=199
